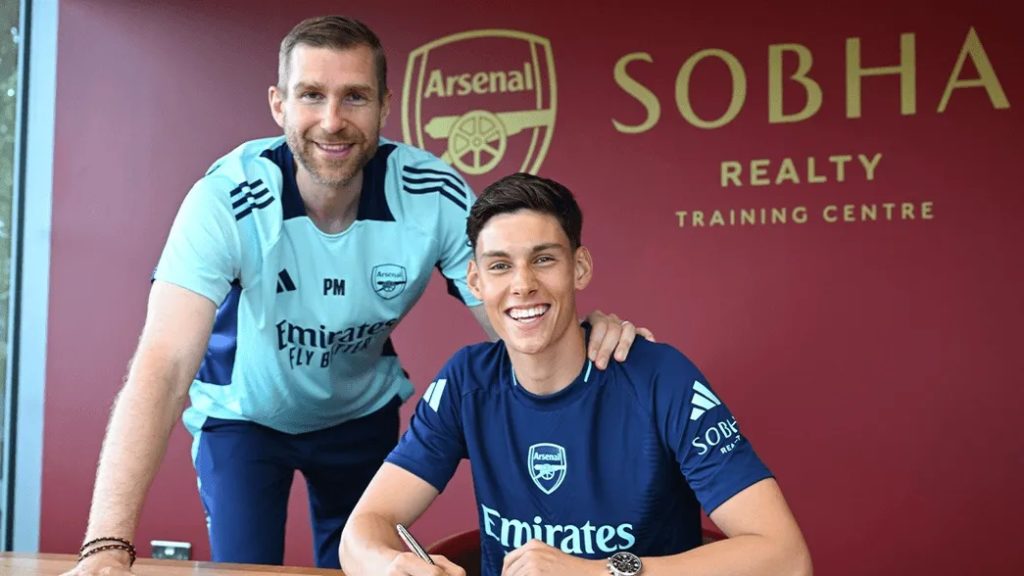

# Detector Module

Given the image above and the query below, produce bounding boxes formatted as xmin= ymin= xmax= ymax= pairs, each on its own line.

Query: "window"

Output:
xmin=0 ymin=0 xmax=22 ymax=547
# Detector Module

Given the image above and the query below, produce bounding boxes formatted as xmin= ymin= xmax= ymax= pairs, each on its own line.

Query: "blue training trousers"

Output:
xmin=193 ymin=397 xmax=400 ymax=568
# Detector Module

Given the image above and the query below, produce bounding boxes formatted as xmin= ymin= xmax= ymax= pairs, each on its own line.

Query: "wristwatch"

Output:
xmin=607 ymin=551 xmax=643 ymax=576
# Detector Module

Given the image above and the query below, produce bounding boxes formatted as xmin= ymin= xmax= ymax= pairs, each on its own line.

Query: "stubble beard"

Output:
xmin=286 ymin=125 xmax=379 ymax=190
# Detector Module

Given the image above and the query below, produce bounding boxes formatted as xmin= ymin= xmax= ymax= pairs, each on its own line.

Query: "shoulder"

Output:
xmin=622 ymin=338 xmax=701 ymax=375
xmin=204 ymin=136 xmax=288 ymax=176
xmin=384 ymin=138 xmax=462 ymax=175
xmin=613 ymin=338 xmax=706 ymax=398
xmin=436 ymin=340 xmax=508 ymax=394
xmin=380 ymin=139 xmax=475 ymax=215
xmin=177 ymin=137 xmax=289 ymax=230
xmin=193 ymin=136 xmax=288 ymax=200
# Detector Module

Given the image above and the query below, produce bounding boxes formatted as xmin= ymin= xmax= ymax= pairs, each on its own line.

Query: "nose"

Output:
xmin=320 ymin=99 xmax=349 ymax=134
xmin=510 ymin=265 xmax=538 ymax=297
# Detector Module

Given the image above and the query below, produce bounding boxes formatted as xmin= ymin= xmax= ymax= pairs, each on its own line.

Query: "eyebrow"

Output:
xmin=291 ymin=81 xmax=325 ymax=93
xmin=479 ymin=242 xmax=566 ymax=259
xmin=291 ymin=81 xmax=375 ymax=94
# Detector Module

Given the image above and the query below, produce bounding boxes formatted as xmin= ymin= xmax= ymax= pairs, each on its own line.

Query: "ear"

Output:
xmin=574 ymin=246 xmax=593 ymax=290
xmin=268 ymin=85 xmax=286 ymax=129
xmin=467 ymin=259 xmax=483 ymax=300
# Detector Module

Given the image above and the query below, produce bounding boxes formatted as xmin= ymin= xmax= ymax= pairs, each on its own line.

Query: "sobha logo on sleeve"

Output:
xmin=402 ymin=30 xmax=557 ymax=177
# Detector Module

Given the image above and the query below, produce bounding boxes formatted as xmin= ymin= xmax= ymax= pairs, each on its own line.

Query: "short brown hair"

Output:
xmin=277 ymin=15 xmax=387 ymax=100
xmin=468 ymin=173 xmax=583 ymax=254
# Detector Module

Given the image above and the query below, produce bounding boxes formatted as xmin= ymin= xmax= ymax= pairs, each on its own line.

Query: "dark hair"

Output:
xmin=468 ymin=173 xmax=583 ymax=253
xmin=278 ymin=16 xmax=388 ymax=101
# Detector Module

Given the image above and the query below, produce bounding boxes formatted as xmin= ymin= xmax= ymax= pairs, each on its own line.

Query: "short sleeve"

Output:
xmin=153 ymin=177 xmax=241 ymax=305
xmin=654 ymin=349 xmax=774 ymax=514
xmin=385 ymin=352 xmax=470 ymax=492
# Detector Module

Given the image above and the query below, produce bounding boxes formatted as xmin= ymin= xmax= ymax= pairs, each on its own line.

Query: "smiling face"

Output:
xmin=269 ymin=44 xmax=390 ymax=192
xmin=468 ymin=209 xmax=592 ymax=358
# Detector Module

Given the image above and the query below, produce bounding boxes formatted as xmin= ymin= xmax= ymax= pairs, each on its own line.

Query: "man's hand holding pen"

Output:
xmin=385 ymin=552 xmax=466 ymax=576
xmin=391 ymin=524 xmax=466 ymax=576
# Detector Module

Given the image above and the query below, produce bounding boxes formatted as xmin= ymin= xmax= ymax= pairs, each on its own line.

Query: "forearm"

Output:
xmin=84 ymin=354 xmax=192 ymax=542
xmin=641 ymin=533 xmax=812 ymax=576
xmin=339 ymin=512 xmax=407 ymax=574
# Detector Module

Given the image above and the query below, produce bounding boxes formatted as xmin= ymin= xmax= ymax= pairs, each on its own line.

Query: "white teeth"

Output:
xmin=509 ymin=305 xmax=548 ymax=320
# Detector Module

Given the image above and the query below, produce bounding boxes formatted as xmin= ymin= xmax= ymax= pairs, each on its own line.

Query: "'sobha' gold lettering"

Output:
xmin=613 ymin=27 xmax=1008 ymax=133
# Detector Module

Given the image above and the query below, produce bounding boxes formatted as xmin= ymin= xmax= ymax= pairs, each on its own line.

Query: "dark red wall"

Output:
xmin=41 ymin=1 xmax=1024 ymax=574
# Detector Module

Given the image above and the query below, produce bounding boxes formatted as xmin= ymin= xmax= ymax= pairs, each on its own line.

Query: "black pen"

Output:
xmin=396 ymin=523 xmax=435 ymax=566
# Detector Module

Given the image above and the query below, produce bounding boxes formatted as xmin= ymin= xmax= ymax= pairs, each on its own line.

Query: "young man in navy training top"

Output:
xmin=339 ymin=172 xmax=812 ymax=576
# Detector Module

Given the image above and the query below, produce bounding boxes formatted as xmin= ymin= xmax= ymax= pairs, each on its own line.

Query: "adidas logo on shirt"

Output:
xmin=400 ymin=166 xmax=470 ymax=211
xmin=276 ymin=269 xmax=297 ymax=294
xmin=230 ymin=179 xmax=273 ymax=221
xmin=422 ymin=379 xmax=448 ymax=412
xmin=689 ymin=381 xmax=721 ymax=421
xmin=689 ymin=380 xmax=742 ymax=456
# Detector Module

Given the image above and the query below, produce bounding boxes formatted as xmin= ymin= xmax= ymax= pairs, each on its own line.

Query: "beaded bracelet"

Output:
xmin=78 ymin=539 xmax=137 ymax=566
xmin=79 ymin=536 xmax=134 ymax=553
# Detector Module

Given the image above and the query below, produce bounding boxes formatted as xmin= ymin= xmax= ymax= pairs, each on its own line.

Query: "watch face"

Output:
xmin=610 ymin=551 xmax=643 ymax=575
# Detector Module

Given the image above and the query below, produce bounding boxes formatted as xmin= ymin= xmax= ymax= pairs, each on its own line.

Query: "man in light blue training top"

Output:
xmin=340 ymin=173 xmax=812 ymax=576
xmin=68 ymin=16 xmax=646 ymax=575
